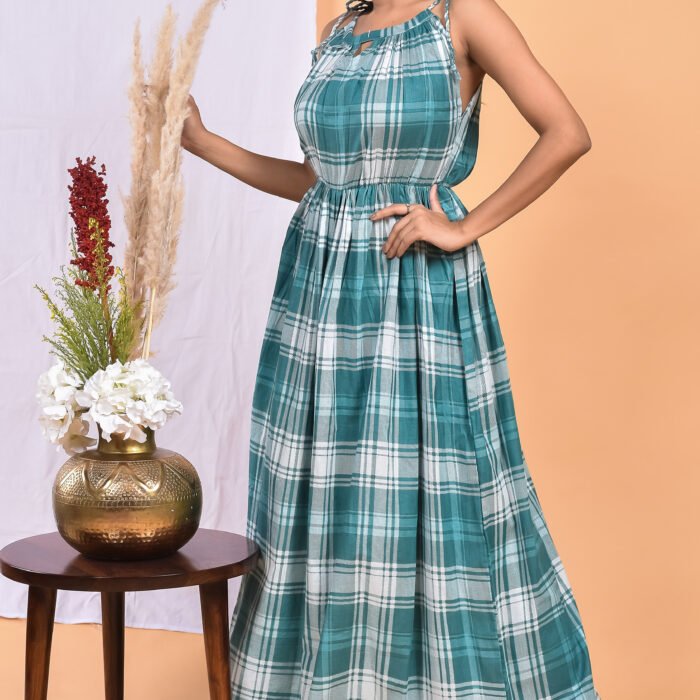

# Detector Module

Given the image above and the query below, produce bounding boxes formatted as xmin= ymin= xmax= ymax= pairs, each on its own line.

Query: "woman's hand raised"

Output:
xmin=176 ymin=94 xmax=316 ymax=202
xmin=181 ymin=95 xmax=207 ymax=152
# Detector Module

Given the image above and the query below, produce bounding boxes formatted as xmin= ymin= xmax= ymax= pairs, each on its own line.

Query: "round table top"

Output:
xmin=0 ymin=528 xmax=260 ymax=592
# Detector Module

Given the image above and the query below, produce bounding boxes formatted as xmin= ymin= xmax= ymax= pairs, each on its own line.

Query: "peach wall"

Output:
xmin=0 ymin=619 xmax=209 ymax=699
xmin=3 ymin=2 xmax=698 ymax=698
xmin=318 ymin=1 xmax=700 ymax=698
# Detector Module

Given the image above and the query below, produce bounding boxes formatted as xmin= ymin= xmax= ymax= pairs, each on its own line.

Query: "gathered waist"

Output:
xmin=301 ymin=178 xmax=460 ymax=208
xmin=298 ymin=177 xmax=469 ymax=223
xmin=312 ymin=177 xmax=454 ymax=192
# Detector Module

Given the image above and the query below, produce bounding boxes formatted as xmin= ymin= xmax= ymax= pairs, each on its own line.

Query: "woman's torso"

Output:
xmin=293 ymin=0 xmax=484 ymax=192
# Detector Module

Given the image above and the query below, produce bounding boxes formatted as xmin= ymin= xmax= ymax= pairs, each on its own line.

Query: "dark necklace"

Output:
xmin=345 ymin=0 xmax=374 ymax=14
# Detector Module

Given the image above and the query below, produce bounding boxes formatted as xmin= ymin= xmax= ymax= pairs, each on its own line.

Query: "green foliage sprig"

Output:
xmin=34 ymin=271 xmax=142 ymax=385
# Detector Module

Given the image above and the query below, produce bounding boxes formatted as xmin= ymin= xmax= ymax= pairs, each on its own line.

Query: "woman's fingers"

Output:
xmin=385 ymin=222 xmax=420 ymax=258
xmin=370 ymin=202 xmax=421 ymax=220
xmin=186 ymin=95 xmax=200 ymax=120
xmin=370 ymin=183 xmax=442 ymax=220
xmin=428 ymin=183 xmax=443 ymax=213
xmin=381 ymin=210 xmax=416 ymax=252
xmin=373 ymin=203 xmax=423 ymax=256
xmin=181 ymin=95 xmax=207 ymax=150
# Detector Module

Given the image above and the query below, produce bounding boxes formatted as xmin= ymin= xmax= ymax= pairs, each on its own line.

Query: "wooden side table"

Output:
xmin=0 ymin=528 xmax=260 ymax=700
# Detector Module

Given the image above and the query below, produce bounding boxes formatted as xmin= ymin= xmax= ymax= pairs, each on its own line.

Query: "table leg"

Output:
xmin=25 ymin=585 xmax=57 ymax=700
xmin=199 ymin=579 xmax=231 ymax=700
xmin=101 ymin=591 xmax=125 ymax=700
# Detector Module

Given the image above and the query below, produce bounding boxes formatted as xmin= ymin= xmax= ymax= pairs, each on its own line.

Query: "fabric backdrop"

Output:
xmin=0 ymin=0 xmax=315 ymax=633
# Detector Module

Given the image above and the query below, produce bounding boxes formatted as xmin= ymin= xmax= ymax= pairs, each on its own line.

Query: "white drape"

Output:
xmin=0 ymin=0 xmax=315 ymax=633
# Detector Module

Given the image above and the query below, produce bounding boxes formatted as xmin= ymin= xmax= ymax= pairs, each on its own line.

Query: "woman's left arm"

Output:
xmin=376 ymin=0 xmax=592 ymax=257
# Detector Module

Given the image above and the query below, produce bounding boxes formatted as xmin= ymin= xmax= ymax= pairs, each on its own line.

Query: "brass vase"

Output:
xmin=52 ymin=425 xmax=203 ymax=560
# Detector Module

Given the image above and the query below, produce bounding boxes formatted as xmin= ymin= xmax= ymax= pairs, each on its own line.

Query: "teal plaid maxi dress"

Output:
xmin=229 ymin=1 xmax=600 ymax=697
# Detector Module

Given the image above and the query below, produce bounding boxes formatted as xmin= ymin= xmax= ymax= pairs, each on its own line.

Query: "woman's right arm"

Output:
xmin=181 ymin=95 xmax=316 ymax=202
xmin=181 ymin=14 xmax=352 ymax=203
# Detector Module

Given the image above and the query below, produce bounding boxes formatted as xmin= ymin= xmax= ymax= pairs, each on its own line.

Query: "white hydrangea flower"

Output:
xmin=61 ymin=414 xmax=97 ymax=455
xmin=75 ymin=358 xmax=183 ymax=443
xmin=36 ymin=359 xmax=96 ymax=455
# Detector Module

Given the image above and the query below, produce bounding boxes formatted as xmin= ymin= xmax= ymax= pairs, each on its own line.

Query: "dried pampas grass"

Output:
xmin=122 ymin=0 xmax=221 ymax=360
xmin=123 ymin=20 xmax=149 ymax=337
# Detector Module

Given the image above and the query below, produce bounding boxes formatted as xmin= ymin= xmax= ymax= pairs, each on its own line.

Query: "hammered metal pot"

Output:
xmin=52 ymin=425 xmax=202 ymax=560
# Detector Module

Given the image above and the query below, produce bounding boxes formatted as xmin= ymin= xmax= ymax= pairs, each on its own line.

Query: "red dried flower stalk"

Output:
xmin=66 ymin=156 xmax=117 ymax=361
xmin=67 ymin=156 xmax=115 ymax=291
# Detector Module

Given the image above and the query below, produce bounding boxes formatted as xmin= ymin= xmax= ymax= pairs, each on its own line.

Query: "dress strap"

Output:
xmin=328 ymin=9 xmax=354 ymax=37
xmin=443 ymin=0 xmax=452 ymax=33
xmin=427 ymin=0 xmax=451 ymax=33
xmin=313 ymin=9 xmax=354 ymax=61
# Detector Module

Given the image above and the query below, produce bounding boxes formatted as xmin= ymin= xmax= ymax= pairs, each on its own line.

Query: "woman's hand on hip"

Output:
xmin=370 ymin=184 xmax=478 ymax=258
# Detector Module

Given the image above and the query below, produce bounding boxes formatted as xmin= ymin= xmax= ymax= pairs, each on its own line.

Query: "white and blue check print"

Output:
xmin=229 ymin=1 xmax=601 ymax=697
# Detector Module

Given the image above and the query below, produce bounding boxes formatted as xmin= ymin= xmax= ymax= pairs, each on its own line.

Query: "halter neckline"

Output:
xmin=347 ymin=0 xmax=442 ymax=44
xmin=312 ymin=0 xmax=452 ymax=65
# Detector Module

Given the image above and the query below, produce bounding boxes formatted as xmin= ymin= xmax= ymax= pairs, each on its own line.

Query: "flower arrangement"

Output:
xmin=33 ymin=0 xmax=221 ymax=456
xmin=34 ymin=157 xmax=182 ymax=454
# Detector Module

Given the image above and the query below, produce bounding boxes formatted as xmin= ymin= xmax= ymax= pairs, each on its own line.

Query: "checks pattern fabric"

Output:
xmin=229 ymin=1 xmax=601 ymax=697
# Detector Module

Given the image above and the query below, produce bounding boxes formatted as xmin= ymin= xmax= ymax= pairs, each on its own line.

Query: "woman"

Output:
xmin=182 ymin=0 xmax=599 ymax=697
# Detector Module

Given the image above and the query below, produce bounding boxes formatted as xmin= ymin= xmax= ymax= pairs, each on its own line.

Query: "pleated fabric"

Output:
xmin=229 ymin=1 xmax=601 ymax=697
